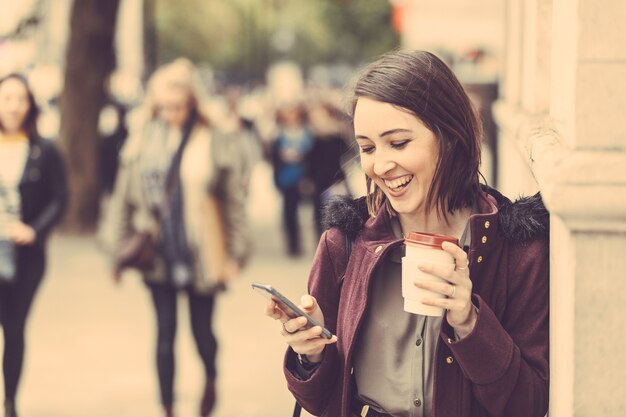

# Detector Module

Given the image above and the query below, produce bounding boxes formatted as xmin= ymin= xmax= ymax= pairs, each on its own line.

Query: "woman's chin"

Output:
xmin=388 ymin=200 xmax=415 ymax=215
xmin=386 ymin=194 xmax=424 ymax=217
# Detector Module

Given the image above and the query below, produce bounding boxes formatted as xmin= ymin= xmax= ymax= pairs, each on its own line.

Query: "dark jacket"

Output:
xmin=283 ymin=187 xmax=549 ymax=417
xmin=307 ymin=133 xmax=347 ymax=192
xmin=19 ymin=137 xmax=67 ymax=247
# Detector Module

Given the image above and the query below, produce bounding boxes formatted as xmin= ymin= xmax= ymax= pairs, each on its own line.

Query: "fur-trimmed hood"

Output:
xmin=321 ymin=188 xmax=549 ymax=244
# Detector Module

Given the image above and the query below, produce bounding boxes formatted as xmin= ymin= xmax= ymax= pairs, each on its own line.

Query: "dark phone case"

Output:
xmin=252 ymin=282 xmax=333 ymax=339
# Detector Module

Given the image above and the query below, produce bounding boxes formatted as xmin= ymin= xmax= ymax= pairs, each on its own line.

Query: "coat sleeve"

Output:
xmin=283 ymin=228 xmax=346 ymax=416
xmin=98 ymin=153 xmax=136 ymax=266
xmin=441 ymin=237 xmax=549 ymax=417
xmin=212 ymin=130 xmax=251 ymax=267
xmin=29 ymin=141 xmax=67 ymax=242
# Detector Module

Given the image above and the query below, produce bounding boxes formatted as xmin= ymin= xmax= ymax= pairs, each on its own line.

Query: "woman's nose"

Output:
xmin=372 ymin=149 xmax=396 ymax=176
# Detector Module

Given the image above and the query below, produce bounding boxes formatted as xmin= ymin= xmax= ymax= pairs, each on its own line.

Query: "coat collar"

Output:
xmin=323 ymin=186 xmax=548 ymax=245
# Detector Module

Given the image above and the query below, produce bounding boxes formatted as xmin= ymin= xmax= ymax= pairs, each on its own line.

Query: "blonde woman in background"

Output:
xmin=103 ymin=59 xmax=250 ymax=417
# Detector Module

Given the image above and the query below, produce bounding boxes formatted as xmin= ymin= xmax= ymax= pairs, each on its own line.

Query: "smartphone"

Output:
xmin=251 ymin=282 xmax=334 ymax=339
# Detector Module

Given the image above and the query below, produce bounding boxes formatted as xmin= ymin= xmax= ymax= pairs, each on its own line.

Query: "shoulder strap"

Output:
xmin=338 ymin=234 xmax=354 ymax=289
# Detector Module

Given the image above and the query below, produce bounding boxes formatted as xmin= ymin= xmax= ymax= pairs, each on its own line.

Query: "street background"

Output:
xmin=12 ymin=162 xmax=317 ymax=417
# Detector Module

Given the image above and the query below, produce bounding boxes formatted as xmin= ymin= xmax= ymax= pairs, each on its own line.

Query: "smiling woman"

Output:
xmin=262 ymin=50 xmax=550 ymax=417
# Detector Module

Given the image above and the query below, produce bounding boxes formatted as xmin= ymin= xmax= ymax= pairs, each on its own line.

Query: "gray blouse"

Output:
xmin=353 ymin=219 xmax=471 ymax=417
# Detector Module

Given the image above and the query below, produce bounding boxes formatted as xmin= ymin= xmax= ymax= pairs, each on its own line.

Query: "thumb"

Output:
xmin=300 ymin=294 xmax=317 ymax=313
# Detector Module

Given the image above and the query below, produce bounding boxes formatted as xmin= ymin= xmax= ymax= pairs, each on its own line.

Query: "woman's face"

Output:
xmin=278 ymin=105 xmax=302 ymax=127
xmin=0 ymin=77 xmax=31 ymax=135
xmin=354 ymin=97 xmax=439 ymax=218
xmin=155 ymin=87 xmax=191 ymax=128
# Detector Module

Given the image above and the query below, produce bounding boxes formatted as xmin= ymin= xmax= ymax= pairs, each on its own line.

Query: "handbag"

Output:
xmin=115 ymin=231 xmax=156 ymax=273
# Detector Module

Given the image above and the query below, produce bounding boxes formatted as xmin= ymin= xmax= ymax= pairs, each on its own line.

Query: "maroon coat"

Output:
xmin=284 ymin=188 xmax=549 ymax=417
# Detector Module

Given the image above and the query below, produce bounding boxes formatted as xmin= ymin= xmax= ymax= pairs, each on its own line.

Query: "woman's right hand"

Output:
xmin=8 ymin=221 xmax=36 ymax=245
xmin=264 ymin=294 xmax=337 ymax=363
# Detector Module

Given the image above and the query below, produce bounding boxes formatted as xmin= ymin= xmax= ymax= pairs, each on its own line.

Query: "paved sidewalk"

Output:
xmin=10 ymin=163 xmax=319 ymax=417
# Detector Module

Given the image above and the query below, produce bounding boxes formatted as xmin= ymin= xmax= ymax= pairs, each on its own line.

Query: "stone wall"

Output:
xmin=496 ymin=0 xmax=626 ymax=415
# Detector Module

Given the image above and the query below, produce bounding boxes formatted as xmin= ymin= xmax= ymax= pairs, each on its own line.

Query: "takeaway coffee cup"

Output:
xmin=402 ymin=232 xmax=459 ymax=316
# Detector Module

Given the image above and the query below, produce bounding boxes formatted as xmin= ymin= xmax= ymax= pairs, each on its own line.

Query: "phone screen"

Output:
xmin=252 ymin=282 xmax=333 ymax=339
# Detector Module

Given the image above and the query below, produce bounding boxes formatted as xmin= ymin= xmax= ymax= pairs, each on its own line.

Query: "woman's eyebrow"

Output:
xmin=355 ymin=128 xmax=412 ymax=140
xmin=381 ymin=128 xmax=412 ymax=137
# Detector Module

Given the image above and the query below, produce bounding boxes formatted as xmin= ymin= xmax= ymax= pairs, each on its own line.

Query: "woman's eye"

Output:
xmin=360 ymin=146 xmax=374 ymax=154
xmin=391 ymin=140 xmax=410 ymax=149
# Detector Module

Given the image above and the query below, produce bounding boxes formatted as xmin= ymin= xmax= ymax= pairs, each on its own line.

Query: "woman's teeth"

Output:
xmin=384 ymin=175 xmax=413 ymax=191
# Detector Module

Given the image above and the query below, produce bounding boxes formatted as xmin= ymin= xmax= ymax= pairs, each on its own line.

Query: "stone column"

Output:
xmin=495 ymin=0 xmax=626 ymax=416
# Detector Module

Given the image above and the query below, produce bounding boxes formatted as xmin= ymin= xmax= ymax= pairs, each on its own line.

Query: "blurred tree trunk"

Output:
xmin=58 ymin=0 xmax=121 ymax=232
xmin=143 ymin=0 xmax=158 ymax=80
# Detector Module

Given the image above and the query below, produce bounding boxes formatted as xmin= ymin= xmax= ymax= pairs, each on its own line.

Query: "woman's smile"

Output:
xmin=383 ymin=174 xmax=414 ymax=193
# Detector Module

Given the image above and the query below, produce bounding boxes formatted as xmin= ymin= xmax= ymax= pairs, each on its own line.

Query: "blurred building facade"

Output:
xmin=393 ymin=0 xmax=503 ymax=185
xmin=397 ymin=0 xmax=626 ymax=416
xmin=0 ymin=0 xmax=143 ymax=107
xmin=497 ymin=1 xmax=626 ymax=416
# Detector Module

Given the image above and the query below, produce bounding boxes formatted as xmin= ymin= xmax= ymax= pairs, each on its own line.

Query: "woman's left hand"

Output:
xmin=416 ymin=241 xmax=477 ymax=339
xmin=9 ymin=221 xmax=36 ymax=246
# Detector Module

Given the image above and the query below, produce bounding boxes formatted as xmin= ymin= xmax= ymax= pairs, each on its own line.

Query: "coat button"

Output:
xmin=415 ymin=337 xmax=423 ymax=347
xmin=477 ymin=256 xmax=483 ymax=263
xmin=484 ymin=221 xmax=490 ymax=229
xmin=446 ymin=356 xmax=454 ymax=364
xmin=413 ymin=398 xmax=422 ymax=407
xmin=350 ymin=367 xmax=354 ymax=375
xmin=374 ymin=245 xmax=383 ymax=253
xmin=481 ymin=236 xmax=487 ymax=244
xmin=447 ymin=337 xmax=454 ymax=344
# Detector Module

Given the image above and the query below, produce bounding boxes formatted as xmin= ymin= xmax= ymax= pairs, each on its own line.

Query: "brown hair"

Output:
xmin=144 ymin=58 xmax=212 ymax=127
xmin=348 ymin=50 xmax=483 ymax=220
xmin=275 ymin=101 xmax=308 ymax=126
xmin=0 ymin=73 xmax=40 ymax=139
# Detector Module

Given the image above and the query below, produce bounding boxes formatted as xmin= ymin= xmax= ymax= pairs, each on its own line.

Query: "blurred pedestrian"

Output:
xmin=214 ymin=86 xmax=262 ymax=194
xmin=0 ymin=73 xmax=67 ymax=417
xmin=98 ymin=97 xmax=129 ymax=196
xmin=264 ymin=50 xmax=549 ymax=417
xmin=306 ymin=100 xmax=351 ymax=239
xmin=103 ymin=59 xmax=250 ymax=417
xmin=270 ymin=101 xmax=313 ymax=256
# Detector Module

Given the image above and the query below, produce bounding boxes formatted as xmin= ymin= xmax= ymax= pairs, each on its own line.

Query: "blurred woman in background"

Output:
xmin=103 ymin=59 xmax=250 ymax=417
xmin=306 ymin=100 xmax=351 ymax=239
xmin=270 ymin=102 xmax=313 ymax=257
xmin=0 ymin=73 xmax=67 ymax=417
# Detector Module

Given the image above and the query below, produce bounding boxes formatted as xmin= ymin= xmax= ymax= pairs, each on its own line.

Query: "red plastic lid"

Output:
xmin=404 ymin=232 xmax=459 ymax=249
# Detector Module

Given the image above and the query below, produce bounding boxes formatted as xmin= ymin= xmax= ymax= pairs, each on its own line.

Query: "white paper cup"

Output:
xmin=401 ymin=258 xmax=454 ymax=316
